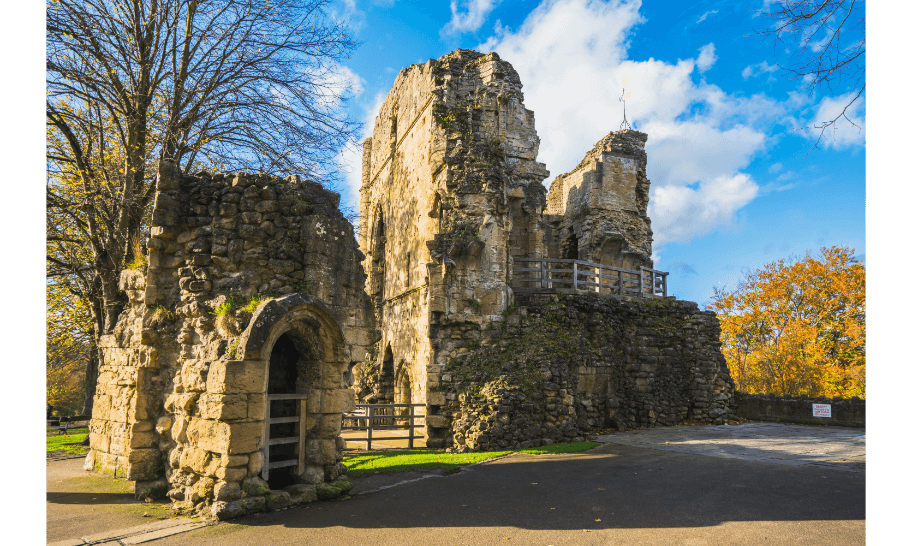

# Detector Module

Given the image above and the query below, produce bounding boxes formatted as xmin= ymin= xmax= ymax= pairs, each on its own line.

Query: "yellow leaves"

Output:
xmin=710 ymin=246 xmax=865 ymax=398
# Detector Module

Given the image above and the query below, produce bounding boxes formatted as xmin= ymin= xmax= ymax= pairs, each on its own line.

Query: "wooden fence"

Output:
xmin=342 ymin=404 xmax=426 ymax=450
xmin=512 ymin=257 xmax=668 ymax=298
xmin=262 ymin=393 xmax=307 ymax=481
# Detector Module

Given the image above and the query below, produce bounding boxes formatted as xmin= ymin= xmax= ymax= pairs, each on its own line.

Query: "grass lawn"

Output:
xmin=47 ymin=431 xmax=90 ymax=457
xmin=343 ymin=442 xmax=599 ymax=478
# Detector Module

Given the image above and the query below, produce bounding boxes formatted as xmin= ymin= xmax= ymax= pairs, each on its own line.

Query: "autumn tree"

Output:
xmin=46 ymin=0 xmax=359 ymax=415
xmin=753 ymin=0 xmax=865 ymax=148
xmin=709 ymin=246 xmax=865 ymax=398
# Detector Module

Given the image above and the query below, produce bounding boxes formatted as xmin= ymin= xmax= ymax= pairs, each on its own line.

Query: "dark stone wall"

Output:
xmin=426 ymin=293 xmax=735 ymax=451
xmin=733 ymin=392 xmax=865 ymax=428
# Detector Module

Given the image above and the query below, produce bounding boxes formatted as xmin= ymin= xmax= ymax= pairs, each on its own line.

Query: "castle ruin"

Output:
xmin=86 ymin=48 xmax=735 ymax=520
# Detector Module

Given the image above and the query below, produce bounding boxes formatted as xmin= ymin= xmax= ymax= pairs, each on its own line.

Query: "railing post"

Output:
xmin=595 ymin=265 xmax=601 ymax=295
xmin=639 ymin=267 xmax=645 ymax=298
xmin=618 ymin=270 xmax=623 ymax=296
xmin=367 ymin=405 xmax=373 ymax=451
xmin=540 ymin=259 xmax=546 ymax=289
xmin=408 ymin=405 xmax=415 ymax=449
xmin=572 ymin=261 xmax=578 ymax=294
xmin=263 ymin=399 xmax=271 ymax=481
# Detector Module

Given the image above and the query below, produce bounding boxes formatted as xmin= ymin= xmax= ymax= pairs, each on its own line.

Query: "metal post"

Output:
xmin=367 ymin=405 xmax=373 ymax=451
xmin=540 ymin=259 xmax=546 ymax=289
xmin=618 ymin=270 xmax=623 ymax=296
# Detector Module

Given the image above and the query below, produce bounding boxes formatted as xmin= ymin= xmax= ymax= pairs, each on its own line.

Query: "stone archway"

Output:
xmin=236 ymin=293 xmax=355 ymax=486
xmin=394 ymin=364 xmax=413 ymax=417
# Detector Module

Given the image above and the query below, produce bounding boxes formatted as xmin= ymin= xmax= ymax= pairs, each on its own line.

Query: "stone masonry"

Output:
xmin=87 ymin=47 xmax=737 ymax=519
xmin=86 ymin=160 xmax=369 ymax=519
xmin=353 ymin=48 xmax=735 ymax=449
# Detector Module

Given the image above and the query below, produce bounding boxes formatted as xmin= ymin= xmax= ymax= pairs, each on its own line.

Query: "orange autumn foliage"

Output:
xmin=708 ymin=246 xmax=865 ymax=398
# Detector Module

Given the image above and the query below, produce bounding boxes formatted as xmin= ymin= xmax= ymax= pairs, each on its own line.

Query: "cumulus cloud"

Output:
xmin=443 ymin=0 xmax=502 ymax=35
xmin=804 ymin=91 xmax=865 ymax=149
xmin=696 ymin=43 xmax=717 ymax=74
xmin=478 ymin=0 xmax=778 ymax=248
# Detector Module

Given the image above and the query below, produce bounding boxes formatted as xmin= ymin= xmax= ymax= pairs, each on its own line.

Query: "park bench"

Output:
xmin=49 ymin=415 xmax=91 ymax=435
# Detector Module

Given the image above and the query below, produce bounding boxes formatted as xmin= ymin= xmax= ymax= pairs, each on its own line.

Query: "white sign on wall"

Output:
xmin=813 ymin=404 xmax=832 ymax=418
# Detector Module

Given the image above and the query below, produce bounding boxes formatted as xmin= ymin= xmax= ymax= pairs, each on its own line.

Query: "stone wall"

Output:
xmin=545 ymin=131 xmax=654 ymax=270
xmin=355 ymin=49 xmax=553 ymax=415
xmin=733 ymin=392 xmax=865 ymax=428
xmin=426 ymin=293 xmax=735 ymax=451
xmin=86 ymin=160 xmax=369 ymax=518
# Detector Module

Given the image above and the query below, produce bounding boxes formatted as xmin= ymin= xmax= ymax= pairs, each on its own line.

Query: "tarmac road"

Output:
xmin=152 ymin=431 xmax=865 ymax=546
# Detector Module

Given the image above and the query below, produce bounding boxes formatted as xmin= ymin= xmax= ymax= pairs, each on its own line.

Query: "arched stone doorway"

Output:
xmin=236 ymin=293 xmax=355 ymax=488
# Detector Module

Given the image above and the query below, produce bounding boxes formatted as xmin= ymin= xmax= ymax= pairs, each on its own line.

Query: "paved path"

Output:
xmin=151 ymin=422 xmax=865 ymax=546
xmin=598 ymin=422 xmax=865 ymax=472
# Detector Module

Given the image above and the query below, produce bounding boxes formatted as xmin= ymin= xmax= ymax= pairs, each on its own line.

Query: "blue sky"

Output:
xmin=328 ymin=0 xmax=866 ymax=307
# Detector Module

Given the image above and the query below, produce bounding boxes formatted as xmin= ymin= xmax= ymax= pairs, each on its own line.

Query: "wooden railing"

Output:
xmin=342 ymin=404 xmax=426 ymax=450
xmin=263 ymin=393 xmax=306 ymax=481
xmin=512 ymin=257 xmax=668 ymax=298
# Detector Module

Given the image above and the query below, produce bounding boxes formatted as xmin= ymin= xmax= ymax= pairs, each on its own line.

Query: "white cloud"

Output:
xmin=741 ymin=60 xmax=777 ymax=79
xmin=696 ymin=43 xmax=717 ymax=74
xmin=336 ymin=90 xmax=386 ymax=214
xmin=329 ymin=0 xmax=366 ymax=32
xmin=768 ymin=162 xmax=783 ymax=173
xmin=804 ymin=91 xmax=865 ymax=149
xmin=695 ymin=10 xmax=718 ymax=24
xmin=479 ymin=0 xmax=778 ymax=248
xmin=443 ymin=0 xmax=502 ymax=35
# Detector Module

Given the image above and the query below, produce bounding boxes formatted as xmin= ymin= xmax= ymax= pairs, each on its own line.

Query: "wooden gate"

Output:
xmin=342 ymin=403 xmax=426 ymax=450
xmin=262 ymin=393 xmax=307 ymax=481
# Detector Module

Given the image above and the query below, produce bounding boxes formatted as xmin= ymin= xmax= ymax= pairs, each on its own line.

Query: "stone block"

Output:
xmin=248 ymin=450 xmax=264 ymax=476
xmin=188 ymin=418 xmax=264 ymax=455
xmin=126 ymin=448 xmax=162 ymax=481
xmin=179 ymin=446 xmax=214 ymax=474
xmin=216 ymin=466 xmax=248 ymax=482
xmin=214 ymin=481 xmax=242 ymax=502
xmin=247 ymin=394 xmax=266 ymax=420
xmin=207 ymin=360 xmax=267 ymax=394
xmin=304 ymin=438 xmax=337 ymax=466
xmin=266 ymin=490 xmax=293 ymax=510
xmin=302 ymin=465 xmax=325 ymax=485
xmin=321 ymin=389 xmax=355 ymax=414
xmin=426 ymin=414 xmax=452 ymax=429
xmin=197 ymin=393 xmax=248 ymax=421
xmin=285 ymin=483 xmax=317 ymax=504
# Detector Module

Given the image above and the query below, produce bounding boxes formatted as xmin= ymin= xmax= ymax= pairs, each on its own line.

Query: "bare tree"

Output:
xmin=753 ymin=0 xmax=865 ymax=148
xmin=46 ymin=0 xmax=359 ymax=415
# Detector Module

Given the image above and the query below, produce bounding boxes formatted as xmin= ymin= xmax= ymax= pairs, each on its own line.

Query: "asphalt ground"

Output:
xmin=151 ymin=432 xmax=865 ymax=546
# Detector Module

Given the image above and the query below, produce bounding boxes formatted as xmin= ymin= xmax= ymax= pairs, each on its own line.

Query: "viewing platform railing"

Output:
xmin=512 ymin=257 xmax=668 ymax=298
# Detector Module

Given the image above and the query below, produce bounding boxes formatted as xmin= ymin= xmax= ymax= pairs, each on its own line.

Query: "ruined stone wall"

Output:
xmin=87 ymin=160 xmax=368 ymax=518
xmin=356 ymin=49 xmax=552 ymax=414
xmin=733 ymin=392 xmax=865 ymax=428
xmin=429 ymin=293 xmax=735 ymax=451
xmin=546 ymin=131 xmax=653 ymax=270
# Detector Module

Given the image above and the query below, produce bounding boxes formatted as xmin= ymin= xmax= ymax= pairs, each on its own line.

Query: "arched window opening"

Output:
xmin=379 ymin=344 xmax=395 ymax=404
xmin=371 ymin=210 xmax=387 ymax=325
xmin=395 ymin=369 xmax=412 ymax=417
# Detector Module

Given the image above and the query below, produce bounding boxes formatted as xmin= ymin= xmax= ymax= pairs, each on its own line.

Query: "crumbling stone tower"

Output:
xmin=356 ymin=49 xmax=552 ymax=419
xmin=546 ymin=131 xmax=654 ymax=270
xmin=356 ymin=49 xmax=735 ymax=449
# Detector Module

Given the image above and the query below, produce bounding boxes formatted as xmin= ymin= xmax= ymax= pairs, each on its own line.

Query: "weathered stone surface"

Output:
xmin=206 ymin=361 xmax=266 ymax=394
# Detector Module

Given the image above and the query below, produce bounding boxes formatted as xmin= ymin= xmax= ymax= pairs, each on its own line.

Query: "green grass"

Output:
xmin=47 ymin=431 xmax=90 ymax=456
xmin=343 ymin=442 xmax=598 ymax=478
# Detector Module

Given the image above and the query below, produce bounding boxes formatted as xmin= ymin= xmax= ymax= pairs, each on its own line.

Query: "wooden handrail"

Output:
xmin=511 ymin=257 xmax=668 ymax=298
